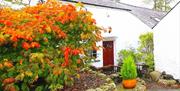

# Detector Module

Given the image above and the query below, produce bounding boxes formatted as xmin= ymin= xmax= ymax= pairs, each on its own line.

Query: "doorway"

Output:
xmin=103 ymin=41 xmax=114 ymax=66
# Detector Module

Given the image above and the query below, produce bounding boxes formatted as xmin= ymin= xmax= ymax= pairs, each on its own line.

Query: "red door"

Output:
xmin=103 ymin=41 xmax=114 ymax=66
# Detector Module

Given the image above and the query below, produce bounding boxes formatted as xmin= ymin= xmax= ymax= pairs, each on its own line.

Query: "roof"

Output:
xmin=62 ymin=0 xmax=167 ymax=29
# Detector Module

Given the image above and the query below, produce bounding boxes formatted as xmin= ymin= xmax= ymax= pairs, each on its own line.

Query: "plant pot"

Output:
xmin=122 ymin=79 xmax=137 ymax=89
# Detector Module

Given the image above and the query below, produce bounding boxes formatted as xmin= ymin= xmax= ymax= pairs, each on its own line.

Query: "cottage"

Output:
xmin=3 ymin=0 xmax=179 ymax=79
xmin=154 ymin=1 xmax=180 ymax=79
xmin=62 ymin=0 xmax=166 ymax=67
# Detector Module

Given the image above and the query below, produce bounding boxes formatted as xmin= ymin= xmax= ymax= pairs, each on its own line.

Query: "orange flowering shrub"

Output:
xmin=0 ymin=0 xmax=103 ymax=90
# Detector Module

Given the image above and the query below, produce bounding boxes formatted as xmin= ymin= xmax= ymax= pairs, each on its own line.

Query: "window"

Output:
xmin=88 ymin=50 xmax=97 ymax=58
xmin=91 ymin=50 xmax=97 ymax=58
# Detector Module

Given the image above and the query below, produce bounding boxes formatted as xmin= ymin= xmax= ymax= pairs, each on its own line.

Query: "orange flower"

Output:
xmin=3 ymin=78 xmax=15 ymax=84
xmin=0 ymin=20 xmax=5 ymax=23
xmin=30 ymin=42 xmax=40 ymax=48
xmin=35 ymin=15 xmax=43 ymax=22
xmin=8 ymin=85 xmax=16 ymax=91
xmin=38 ymin=29 xmax=44 ymax=34
xmin=61 ymin=62 xmax=67 ymax=67
xmin=72 ymin=49 xmax=80 ymax=55
xmin=62 ymin=47 xmax=71 ymax=67
xmin=43 ymin=37 xmax=48 ymax=42
xmin=59 ymin=31 xmax=66 ymax=38
xmin=42 ymin=25 xmax=47 ymax=29
xmin=0 ymin=37 xmax=5 ymax=42
xmin=53 ymin=69 xmax=62 ymax=75
xmin=4 ymin=21 xmax=13 ymax=26
xmin=27 ymin=37 xmax=33 ymax=41
xmin=77 ymin=59 xmax=81 ymax=64
xmin=4 ymin=62 xmax=13 ymax=68
xmin=19 ymin=59 xmax=23 ymax=65
xmin=1 ymin=20 xmax=13 ymax=26
xmin=11 ymin=36 xmax=18 ymax=42
xmin=22 ymin=42 xmax=30 ymax=50
xmin=0 ymin=63 xmax=3 ymax=69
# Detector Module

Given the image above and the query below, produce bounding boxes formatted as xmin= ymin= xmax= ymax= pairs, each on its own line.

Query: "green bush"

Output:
xmin=120 ymin=55 xmax=137 ymax=80
xmin=118 ymin=32 xmax=154 ymax=74
xmin=138 ymin=32 xmax=154 ymax=71
xmin=117 ymin=48 xmax=136 ymax=65
xmin=118 ymin=49 xmax=135 ymax=60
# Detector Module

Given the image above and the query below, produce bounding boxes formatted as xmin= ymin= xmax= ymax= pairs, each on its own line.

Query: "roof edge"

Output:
xmin=61 ymin=0 xmax=131 ymax=11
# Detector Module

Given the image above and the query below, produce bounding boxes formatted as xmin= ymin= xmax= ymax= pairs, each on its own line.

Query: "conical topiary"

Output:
xmin=120 ymin=55 xmax=137 ymax=80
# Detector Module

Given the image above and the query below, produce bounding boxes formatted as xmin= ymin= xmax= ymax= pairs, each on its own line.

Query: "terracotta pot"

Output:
xmin=122 ymin=79 xmax=137 ymax=89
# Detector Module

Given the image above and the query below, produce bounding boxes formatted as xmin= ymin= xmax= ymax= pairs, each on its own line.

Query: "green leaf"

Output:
xmin=0 ymin=23 xmax=5 ymax=27
xmin=64 ymin=75 xmax=68 ymax=81
xmin=43 ymin=34 xmax=52 ymax=40
xmin=38 ymin=70 xmax=43 ymax=76
xmin=17 ymin=56 xmax=23 ymax=60
xmin=75 ymin=2 xmax=83 ymax=7
xmin=35 ymin=86 xmax=44 ymax=91
xmin=21 ymin=83 xmax=30 ymax=91
xmin=55 ymin=21 xmax=63 ymax=28
xmin=20 ymin=19 xmax=30 ymax=24
xmin=7 ymin=71 xmax=14 ymax=77
xmin=14 ymin=84 xmax=20 ymax=91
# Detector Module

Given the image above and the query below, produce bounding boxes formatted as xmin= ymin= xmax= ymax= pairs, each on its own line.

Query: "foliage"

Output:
xmin=0 ymin=0 xmax=103 ymax=90
xmin=138 ymin=32 xmax=153 ymax=54
xmin=145 ymin=0 xmax=172 ymax=11
xmin=137 ymin=32 xmax=154 ymax=71
xmin=117 ymin=48 xmax=136 ymax=65
xmin=154 ymin=0 xmax=171 ymax=12
xmin=120 ymin=55 xmax=137 ymax=80
xmin=118 ymin=32 xmax=154 ymax=76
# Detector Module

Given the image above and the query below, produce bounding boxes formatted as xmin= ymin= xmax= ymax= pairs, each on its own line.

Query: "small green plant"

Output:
xmin=120 ymin=56 xmax=137 ymax=80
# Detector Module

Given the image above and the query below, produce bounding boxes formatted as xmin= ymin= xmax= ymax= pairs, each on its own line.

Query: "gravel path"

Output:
xmin=148 ymin=89 xmax=180 ymax=91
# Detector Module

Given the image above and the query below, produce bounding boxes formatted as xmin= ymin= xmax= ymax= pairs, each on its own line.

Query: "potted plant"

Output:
xmin=120 ymin=55 xmax=137 ymax=89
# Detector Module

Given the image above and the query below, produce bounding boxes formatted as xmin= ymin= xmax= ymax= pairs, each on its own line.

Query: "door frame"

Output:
xmin=102 ymin=37 xmax=116 ymax=66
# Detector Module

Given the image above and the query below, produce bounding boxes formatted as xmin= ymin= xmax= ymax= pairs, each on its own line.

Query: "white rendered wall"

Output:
xmin=83 ymin=5 xmax=152 ymax=68
xmin=154 ymin=3 xmax=180 ymax=79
